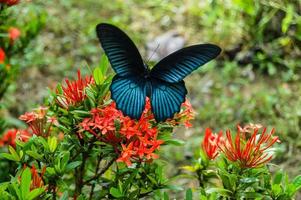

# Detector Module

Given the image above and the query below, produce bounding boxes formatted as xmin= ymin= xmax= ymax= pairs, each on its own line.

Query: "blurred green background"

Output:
xmin=2 ymin=0 xmax=301 ymax=196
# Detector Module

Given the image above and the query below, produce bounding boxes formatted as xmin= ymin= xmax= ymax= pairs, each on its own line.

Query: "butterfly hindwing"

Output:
xmin=150 ymin=44 xmax=221 ymax=83
xmin=96 ymin=23 xmax=146 ymax=77
xmin=150 ymin=78 xmax=187 ymax=121
xmin=110 ymin=75 xmax=147 ymax=119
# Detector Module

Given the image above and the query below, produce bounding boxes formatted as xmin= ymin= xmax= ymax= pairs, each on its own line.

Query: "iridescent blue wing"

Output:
xmin=96 ymin=23 xmax=146 ymax=76
xmin=150 ymin=44 xmax=221 ymax=83
xmin=150 ymin=78 xmax=187 ymax=122
xmin=97 ymin=23 xmax=147 ymax=119
xmin=110 ymin=75 xmax=146 ymax=119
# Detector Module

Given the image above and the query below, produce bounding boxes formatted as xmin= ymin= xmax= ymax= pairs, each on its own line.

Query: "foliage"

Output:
xmin=0 ymin=56 xmax=194 ymax=199
xmin=0 ymin=0 xmax=300 ymax=199
xmin=183 ymin=125 xmax=301 ymax=199
xmin=0 ymin=1 xmax=46 ymax=100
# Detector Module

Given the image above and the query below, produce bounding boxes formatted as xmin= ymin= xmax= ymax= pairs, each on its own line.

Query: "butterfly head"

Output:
xmin=143 ymin=63 xmax=151 ymax=79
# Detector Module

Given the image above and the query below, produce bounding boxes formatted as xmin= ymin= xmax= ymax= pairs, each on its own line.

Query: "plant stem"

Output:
xmin=196 ymin=169 xmax=204 ymax=188
xmin=74 ymin=141 xmax=94 ymax=195
xmin=84 ymin=156 xmax=116 ymax=185
xmin=52 ymin=182 xmax=56 ymax=200
xmin=89 ymin=154 xmax=103 ymax=200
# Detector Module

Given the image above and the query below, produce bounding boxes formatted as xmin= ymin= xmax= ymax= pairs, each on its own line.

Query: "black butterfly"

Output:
xmin=96 ymin=23 xmax=221 ymax=122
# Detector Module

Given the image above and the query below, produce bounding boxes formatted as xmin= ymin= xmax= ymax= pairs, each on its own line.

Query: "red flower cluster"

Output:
xmin=167 ymin=99 xmax=195 ymax=128
xmin=81 ymin=99 xmax=164 ymax=166
xmin=0 ymin=0 xmax=19 ymax=6
xmin=0 ymin=48 xmax=5 ymax=64
xmin=8 ymin=27 xmax=21 ymax=42
xmin=202 ymin=124 xmax=280 ymax=168
xmin=30 ymin=165 xmax=46 ymax=190
xmin=19 ymin=106 xmax=58 ymax=137
xmin=0 ymin=129 xmax=32 ymax=148
xmin=202 ymin=128 xmax=222 ymax=160
xmin=56 ymin=70 xmax=94 ymax=108
xmin=219 ymin=125 xmax=280 ymax=168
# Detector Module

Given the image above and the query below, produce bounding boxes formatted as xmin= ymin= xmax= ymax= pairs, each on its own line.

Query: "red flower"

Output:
xmin=19 ymin=106 xmax=57 ymax=137
xmin=30 ymin=165 xmax=46 ymax=190
xmin=81 ymin=101 xmax=164 ymax=166
xmin=218 ymin=125 xmax=280 ymax=168
xmin=167 ymin=99 xmax=195 ymax=128
xmin=0 ymin=0 xmax=19 ymax=6
xmin=0 ymin=48 xmax=5 ymax=64
xmin=56 ymin=70 xmax=94 ymax=108
xmin=18 ymin=129 xmax=32 ymax=142
xmin=202 ymin=128 xmax=223 ymax=160
xmin=117 ymin=143 xmax=134 ymax=166
xmin=0 ymin=129 xmax=32 ymax=148
xmin=0 ymin=129 xmax=17 ymax=147
xmin=8 ymin=27 xmax=21 ymax=42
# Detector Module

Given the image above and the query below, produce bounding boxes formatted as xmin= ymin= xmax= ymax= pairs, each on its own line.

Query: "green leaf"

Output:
xmin=46 ymin=167 xmax=56 ymax=175
xmin=272 ymin=184 xmax=282 ymax=196
xmin=60 ymin=151 xmax=70 ymax=170
xmin=146 ymin=175 xmax=158 ymax=185
xmin=66 ymin=161 xmax=82 ymax=171
xmin=0 ymin=153 xmax=19 ymax=161
xmin=39 ymin=137 xmax=49 ymax=151
xmin=59 ymin=191 xmax=69 ymax=200
xmin=12 ymin=181 xmax=22 ymax=200
xmin=93 ymin=67 xmax=104 ymax=85
xmin=238 ymin=192 xmax=263 ymax=199
xmin=110 ymin=187 xmax=123 ymax=198
xmin=206 ymin=188 xmax=232 ymax=196
xmin=240 ymin=177 xmax=258 ymax=184
xmin=99 ymin=54 xmax=109 ymax=75
xmin=292 ymin=175 xmax=301 ymax=190
xmin=21 ymin=168 xmax=31 ymax=199
xmin=163 ymin=192 xmax=169 ymax=200
xmin=164 ymin=139 xmax=185 ymax=146
xmin=123 ymin=170 xmax=138 ymax=191
xmin=70 ymin=110 xmax=91 ymax=116
xmin=26 ymin=188 xmax=45 ymax=200
xmin=282 ymin=4 xmax=294 ymax=33
xmin=185 ymin=188 xmax=193 ymax=200
xmin=48 ymin=136 xmax=58 ymax=153
xmin=8 ymin=145 xmax=20 ymax=161
xmin=164 ymin=184 xmax=183 ymax=191
xmin=273 ymin=170 xmax=283 ymax=185
xmin=26 ymin=150 xmax=43 ymax=160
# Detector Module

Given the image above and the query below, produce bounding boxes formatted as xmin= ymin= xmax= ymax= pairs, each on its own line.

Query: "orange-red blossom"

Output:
xmin=0 ymin=48 xmax=5 ymax=63
xmin=19 ymin=106 xmax=58 ymax=137
xmin=30 ymin=165 xmax=46 ymax=190
xmin=202 ymin=128 xmax=222 ymax=160
xmin=201 ymin=125 xmax=280 ymax=168
xmin=0 ymin=129 xmax=32 ymax=148
xmin=81 ymin=99 xmax=164 ymax=167
xmin=0 ymin=0 xmax=19 ymax=6
xmin=8 ymin=27 xmax=21 ymax=42
xmin=218 ymin=125 xmax=280 ymax=168
xmin=56 ymin=70 xmax=94 ymax=108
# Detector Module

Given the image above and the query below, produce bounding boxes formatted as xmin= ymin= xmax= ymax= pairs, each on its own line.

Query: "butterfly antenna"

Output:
xmin=146 ymin=43 xmax=160 ymax=65
xmin=83 ymin=60 xmax=93 ymax=74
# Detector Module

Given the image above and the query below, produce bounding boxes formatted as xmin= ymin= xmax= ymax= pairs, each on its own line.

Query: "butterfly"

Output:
xmin=96 ymin=23 xmax=221 ymax=122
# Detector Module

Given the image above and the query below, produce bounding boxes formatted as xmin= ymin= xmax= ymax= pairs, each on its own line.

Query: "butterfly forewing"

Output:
xmin=150 ymin=44 xmax=221 ymax=83
xmin=96 ymin=23 xmax=146 ymax=77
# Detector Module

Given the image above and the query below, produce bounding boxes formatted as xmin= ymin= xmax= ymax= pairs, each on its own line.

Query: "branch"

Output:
xmin=84 ymin=156 xmax=116 ymax=185
xmin=89 ymin=154 xmax=102 ymax=200
xmin=74 ymin=141 xmax=95 ymax=195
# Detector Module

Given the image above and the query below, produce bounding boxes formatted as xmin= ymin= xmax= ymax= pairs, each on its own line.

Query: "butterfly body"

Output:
xmin=96 ymin=23 xmax=221 ymax=122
